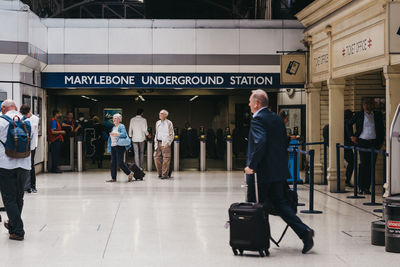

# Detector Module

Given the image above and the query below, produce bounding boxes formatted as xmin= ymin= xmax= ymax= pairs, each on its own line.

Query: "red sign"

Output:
xmin=388 ymin=220 xmax=400 ymax=229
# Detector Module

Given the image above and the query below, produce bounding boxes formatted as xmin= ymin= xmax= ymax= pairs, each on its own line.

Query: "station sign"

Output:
xmin=41 ymin=72 xmax=304 ymax=89
xmin=388 ymin=2 xmax=400 ymax=54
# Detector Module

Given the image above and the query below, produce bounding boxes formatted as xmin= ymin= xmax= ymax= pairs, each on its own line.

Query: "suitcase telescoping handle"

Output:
xmin=244 ymin=172 xmax=259 ymax=203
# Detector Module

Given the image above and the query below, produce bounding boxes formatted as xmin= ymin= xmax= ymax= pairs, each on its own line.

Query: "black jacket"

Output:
xmin=246 ymin=108 xmax=290 ymax=183
xmin=347 ymin=110 xmax=385 ymax=148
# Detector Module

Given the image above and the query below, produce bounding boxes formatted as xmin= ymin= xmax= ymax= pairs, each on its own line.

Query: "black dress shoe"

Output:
xmin=302 ymin=229 xmax=314 ymax=254
xmin=9 ymin=234 xmax=24 ymax=241
xmin=26 ymin=189 xmax=32 ymax=193
xmin=364 ymin=189 xmax=371 ymax=195
xmin=345 ymin=182 xmax=354 ymax=188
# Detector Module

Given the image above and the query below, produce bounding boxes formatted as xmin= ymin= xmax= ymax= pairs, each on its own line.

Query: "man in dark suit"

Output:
xmin=347 ymin=97 xmax=385 ymax=194
xmin=244 ymin=89 xmax=314 ymax=254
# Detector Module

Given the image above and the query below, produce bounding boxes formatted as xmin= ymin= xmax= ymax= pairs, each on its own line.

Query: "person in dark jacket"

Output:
xmin=244 ymin=89 xmax=314 ymax=254
xmin=344 ymin=109 xmax=355 ymax=187
xmin=347 ymin=98 xmax=385 ymax=194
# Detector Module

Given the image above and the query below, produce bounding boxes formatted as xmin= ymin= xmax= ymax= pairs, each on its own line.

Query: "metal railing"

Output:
xmin=336 ymin=143 xmax=388 ymax=206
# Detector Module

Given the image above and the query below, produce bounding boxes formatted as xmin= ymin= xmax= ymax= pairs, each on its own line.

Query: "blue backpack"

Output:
xmin=0 ymin=115 xmax=32 ymax=158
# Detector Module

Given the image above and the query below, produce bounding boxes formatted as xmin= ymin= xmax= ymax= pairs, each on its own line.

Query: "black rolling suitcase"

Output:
xmin=128 ymin=163 xmax=145 ymax=180
xmin=229 ymin=173 xmax=270 ymax=257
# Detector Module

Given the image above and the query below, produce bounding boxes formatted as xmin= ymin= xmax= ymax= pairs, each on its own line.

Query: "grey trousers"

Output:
xmin=132 ymin=141 xmax=145 ymax=169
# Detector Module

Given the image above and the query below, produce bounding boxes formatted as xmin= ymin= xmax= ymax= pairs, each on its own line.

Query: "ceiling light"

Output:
xmin=189 ymin=95 xmax=199 ymax=102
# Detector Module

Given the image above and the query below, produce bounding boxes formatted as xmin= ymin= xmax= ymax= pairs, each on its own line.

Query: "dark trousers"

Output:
xmin=247 ymin=178 xmax=308 ymax=239
xmin=344 ymin=148 xmax=354 ymax=184
xmin=358 ymin=139 xmax=377 ymax=191
xmin=110 ymin=146 xmax=131 ymax=180
xmin=0 ymin=168 xmax=29 ymax=237
xmin=30 ymin=149 xmax=36 ymax=189
xmin=50 ymin=140 xmax=61 ymax=172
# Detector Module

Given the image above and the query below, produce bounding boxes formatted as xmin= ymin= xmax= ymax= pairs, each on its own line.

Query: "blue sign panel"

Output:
xmin=41 ymin=72 xmax=304 ymax=89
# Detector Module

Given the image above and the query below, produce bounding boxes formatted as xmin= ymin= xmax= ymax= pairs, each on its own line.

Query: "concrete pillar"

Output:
xmin=327 ymin=78 xmax=346 ymax=192
xmin=384 ymin=65 xmax=400 ymax=194
xmin=306 ymin=83 xmax=323 ymax=183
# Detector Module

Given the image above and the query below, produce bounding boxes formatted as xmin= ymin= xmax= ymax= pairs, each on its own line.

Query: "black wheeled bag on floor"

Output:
xmin=229 ymin=173 xmax=270 ymax=257
xmin=128 ymin=163 xmax=145 ymax=180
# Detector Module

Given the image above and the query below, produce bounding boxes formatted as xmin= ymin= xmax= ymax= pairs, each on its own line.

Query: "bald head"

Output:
xmin=249 ymin=89 xmax=269 ymax=114
xmin=1 ymin=99 xmax=17 ymax=114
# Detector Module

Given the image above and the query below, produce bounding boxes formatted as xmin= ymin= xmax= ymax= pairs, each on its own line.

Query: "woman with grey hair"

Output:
xmin=106 ymin=113 xmax=134 ymax=182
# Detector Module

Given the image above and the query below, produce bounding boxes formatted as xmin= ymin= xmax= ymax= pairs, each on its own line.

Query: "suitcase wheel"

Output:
xmin=264 ymin=249 xmax=270 ymax=257
xmin=232 ymin=248 xmax=238 ymax=256
xmin=258 ymin=250 xmax=265 ymax=257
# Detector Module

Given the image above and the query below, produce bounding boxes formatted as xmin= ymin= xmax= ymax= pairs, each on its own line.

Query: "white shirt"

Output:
xmin=111 ymin=127 xmax=119 ymax=147
xmin=26 ymin=114 xmax=39 ymax=150
xmin=0 ymin=110 xmax=32 ymax=170
xmin=129 ymin=115 xmax=148 ymax=142
xmin=156 ymin=120 xmax=169 ymax=142
xmin=359 ymin=111 xmax=376 ymax=140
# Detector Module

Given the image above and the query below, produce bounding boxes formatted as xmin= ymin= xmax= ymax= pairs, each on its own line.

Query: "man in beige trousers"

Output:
xmin=154 ymin=109 xmax=174 ymax=179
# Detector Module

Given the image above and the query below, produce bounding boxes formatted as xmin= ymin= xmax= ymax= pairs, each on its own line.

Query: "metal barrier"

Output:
xmin=200 ymin=139 xmax=206 ymax=171
xmin=147 ymin=140 xmax=153 ymax=172
xmin=174 ymin=140 xmax=180 ymax=172
xmin=336 ymin=144 xmax=388 ymax=205
xmin=226 ymin=139 xmax=233 ymax=171
xmin=295 ymin=148 xmax=323 ymax=214
xmin=59 ymin=137 xmax=75 ymax=171
xmin=334 ymin=143 xmax=349 ymax=193
xmin=77 ymin=140 xmax=83 ymax=172
xmin=290 ymin=141 xmax=327 ymax=185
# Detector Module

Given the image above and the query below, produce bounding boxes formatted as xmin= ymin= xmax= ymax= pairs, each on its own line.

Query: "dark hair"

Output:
xmin=344 ymin=109 xmax=353 ymax=120
xmin=53 ymin=109 xmax=59 ymax=116
xmin=20 ymin=104 xmax=31 ymax=115
xmin=137 ymin=108 xmax=144 ymax=115
xmin=279 ymin=110 xmax=288 ymax=120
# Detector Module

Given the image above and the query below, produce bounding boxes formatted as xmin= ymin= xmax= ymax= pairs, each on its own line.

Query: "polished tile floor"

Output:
xmin=0 ymin=170 xmax=397 ymax=267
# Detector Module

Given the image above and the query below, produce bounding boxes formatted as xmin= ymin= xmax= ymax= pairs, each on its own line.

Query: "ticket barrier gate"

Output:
xmin=147 ymin=140 xmax=153 ymax=172
xmin=226 ymin=134 xmax=233 ymax=171
xmin=174 ymin=135 xmax=180 ymax=172
xmin=59 ymin=137 xmax=75 ymax=171
xmin=200 ymin=134 xmax=206 ymax=171
xmin=77 ymin=140 xmax=83 ymax=172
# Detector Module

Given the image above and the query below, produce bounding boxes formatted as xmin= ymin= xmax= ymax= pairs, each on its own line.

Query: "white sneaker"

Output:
xmin=128 ymin=172 xmax=134 ymax=182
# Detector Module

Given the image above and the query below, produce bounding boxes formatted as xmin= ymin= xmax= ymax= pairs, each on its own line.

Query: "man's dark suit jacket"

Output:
xmin=247 ymin=108 xmax=290 ymax=183
xmin=347 ymin=110 xmax=385 ymax=148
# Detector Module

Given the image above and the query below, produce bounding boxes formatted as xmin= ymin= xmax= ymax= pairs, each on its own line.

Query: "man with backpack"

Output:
xmin=20 ymin=104 xmax=40 ymax=193
xmin=0 ymin=99 xmax=34 ymax=241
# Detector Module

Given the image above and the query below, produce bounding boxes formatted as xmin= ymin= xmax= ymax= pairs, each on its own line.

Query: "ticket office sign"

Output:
xmin=312 ymin=45 xmax=329 ymax=75
xmin=333 ymin=23 xmax=385 ymax=69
